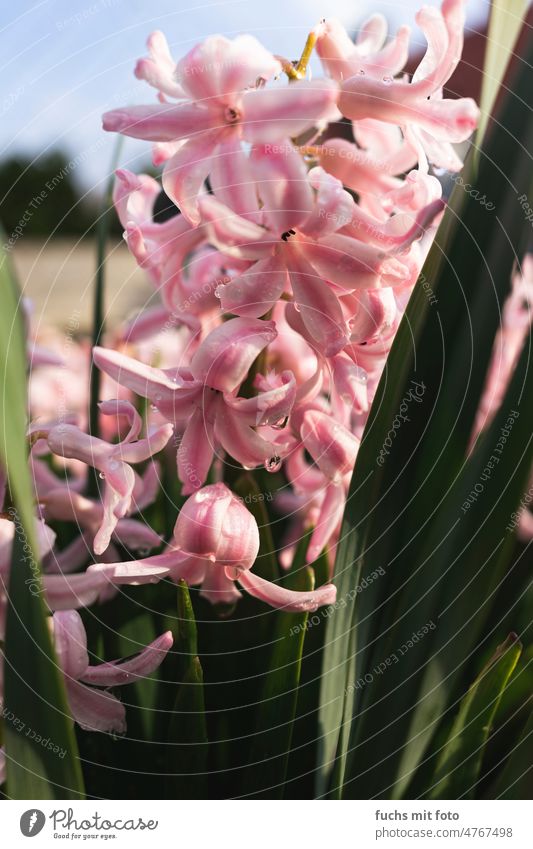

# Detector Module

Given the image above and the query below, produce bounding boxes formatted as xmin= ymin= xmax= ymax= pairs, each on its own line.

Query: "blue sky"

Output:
xmin=1 ymin=0 xmax=489 ymax=193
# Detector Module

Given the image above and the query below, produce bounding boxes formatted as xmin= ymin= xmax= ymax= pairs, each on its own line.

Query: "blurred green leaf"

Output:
xmin=429 ymin=634 xmax=521 ymax=799
xmin=495 ymin=704 xmax=533 ymax=798
xmin=477 ymin=0 xmax=528 ymax=144
xmin=0 ymin=241 xmax=84 ymax=798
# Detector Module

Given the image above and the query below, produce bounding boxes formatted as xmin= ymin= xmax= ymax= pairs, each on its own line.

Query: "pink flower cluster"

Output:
xmin=1 ymin=0 xmax=493 ymax=771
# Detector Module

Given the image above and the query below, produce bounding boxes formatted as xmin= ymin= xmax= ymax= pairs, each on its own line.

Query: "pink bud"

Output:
xmin=173 ymin=482 xmax=259 ymax=577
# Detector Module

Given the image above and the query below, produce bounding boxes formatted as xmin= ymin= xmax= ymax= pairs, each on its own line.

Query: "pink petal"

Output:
xmin=210 ymin=138 xmax=260 ymax=219
xmin=53 ymin=610 xmax=89 ymax=679
xmin=190 ymin=317 xmax=276 ymax=392
xmin=237 ymin=568 xmax=336 ymax=612
xmin=199 ymin=564 xmax=243 ymax=606
xmin=162 ymin=131 xmax=221 ymax=225
xmin=301 ymin=409 xmax=359 ymax=481
xmin=102 ymin=102 xmax=220 ymax=141
xmin=43 ymin=571 xmax=109 ymax=610
xmin=307 ymin=482 xmax=345 ymax=562
xmin=218 ymin=253 xmax=287 ymax=318
xmin=177 ymin=404 xmax=216 ymax=494
xmin=134 ymin=31 xmax=185 ymax=99
xmin=198 ymin=194 xmax=272 ymax=261
xmin=99 ymin=399 xmax=142 ymax=443
xmin=241 ymin=79 xmax=339 ymax=143
xmin=215 ymin=404 xmax=284 ymax=469
xmin=80 ymin=631 xmax=173 ymax=687
xmin=250 ymin=142 xmax=313 ymax=234
xmin=66 ymin=679 xmax=126 ymax=734
xmin=224 ymin=370 xmax=296 ymax=426
xmin=285 ymin=247 xmax=348 ymax=357
xmin=301 ymin=166 xmax=355 ymax=239
xmin=176 ymin=35 xmax=279 ymax=104
xmin=93 ymin=347 xmax=187 ymax=406
xmin=118 ymin=423 xmax=174 ymax=464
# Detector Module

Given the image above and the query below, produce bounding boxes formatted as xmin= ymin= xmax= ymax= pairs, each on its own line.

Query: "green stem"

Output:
xmin=87 ymin=138 xmax=123 ymax=496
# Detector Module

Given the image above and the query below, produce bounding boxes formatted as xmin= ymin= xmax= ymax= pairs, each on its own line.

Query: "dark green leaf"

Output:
xmin=429 ymin=634 xmax=521 ymax=799
xmin=244 ymin=537 xmax=314 ymax=798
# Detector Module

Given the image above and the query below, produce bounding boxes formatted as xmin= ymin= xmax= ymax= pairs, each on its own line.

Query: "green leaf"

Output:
xmin=233 ymin=472 xmax=278 ymax=581
xmin=4 ymin=532 xmax=86 ymax=798
xmin=477 ymin=0 xmax=528 ymax=145
xmin=166 ymin=580 xmax=208 ymax=799
xmin=244 ymin=536 xmax=314 ymax=798
xmin=0 ymin=240 xmax=36 ymax=540
xmin=318 ymin=29 xmax=533 ymax=799
xmin=0 ymin=243 xmax=84 ymax=798
xmin=429 ymin=634 xmax=521 ymax=799
xmin=495 ymin=705 xmax=533 ymax=799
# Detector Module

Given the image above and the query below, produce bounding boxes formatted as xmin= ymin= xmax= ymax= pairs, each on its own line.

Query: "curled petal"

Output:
xmin=307 ymin=482 xmax=345 ymax=562
xmin=301 ymin=409 xmax=359 ymax=481
xmin=134 ymin=31 xmax=185 ymax=99
xmin=224 ymin=370 xmax=296 ymax=426
xmin=80 ymin=631 xmax=173 ymax=687
xmin=53 ymin=610 xmax=89 ymax=679
xmin=66 ymin=679 xmax=126 ymax=734
xmin=190 ymin=317 xmax=276 ymax=392
xmin=93 ymin=347 xmax=187 ymax=405
xmin=218 ymin=254 xmax=287 ymax=318
xmin=198 ymin=194 xmax=272 ymax=261
xmin=215 ymin=404 xmax=284 ymax=469
xmin=162 ymin=131 xmax=221 ymax=225
xmin=237 ymin=568 xmax=336 ymax=611
xmin=301 ymin=166 xmax=355 ymax=239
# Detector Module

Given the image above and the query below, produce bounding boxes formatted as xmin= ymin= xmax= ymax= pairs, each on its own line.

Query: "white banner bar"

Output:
xmin=0 ymin=799 xmax=530 ymax=848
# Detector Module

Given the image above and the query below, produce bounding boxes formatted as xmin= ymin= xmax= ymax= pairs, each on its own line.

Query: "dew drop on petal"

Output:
xmin=354 ymin=366 xmax=368 ymax=385
xmin=382 ymin=76 xmax=393 ymax=84
xmin=99 ymin=472 xmax=105 ymax=480
xmin=264 ymin=455 xmax=282 ymax=473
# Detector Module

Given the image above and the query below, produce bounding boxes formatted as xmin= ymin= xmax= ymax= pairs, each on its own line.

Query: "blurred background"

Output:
xmin=1 ymin=0 xmax=490 ymax=332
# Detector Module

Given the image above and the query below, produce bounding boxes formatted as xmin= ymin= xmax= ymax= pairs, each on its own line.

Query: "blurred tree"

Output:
xmin=0 ymin=152 xmax=97 ymax=237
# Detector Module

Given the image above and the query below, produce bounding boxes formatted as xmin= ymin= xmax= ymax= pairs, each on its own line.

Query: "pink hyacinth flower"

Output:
xmin=91 ymin=484 xmax=337 ymax=612
xmin=103 ymin=33 xmax=339 ymax=224
xmin=37 ymin=400 xmax=173 ymax=555
xmin=338 ymin=0 xmax=479 ymax=170
xmin=93 ymin=317 xmax=295 ymax=492
xmin=53 ymin=610 xmax=172 ymax=733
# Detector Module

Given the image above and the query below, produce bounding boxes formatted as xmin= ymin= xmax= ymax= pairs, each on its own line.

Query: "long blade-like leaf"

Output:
xmin=0 ymin=244 xmax=84 ymax=798
xmin=428 ymin=634 xmax=521 ymax=799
